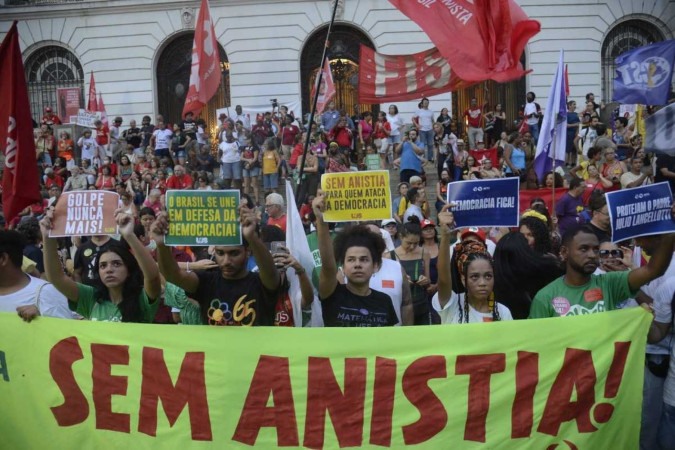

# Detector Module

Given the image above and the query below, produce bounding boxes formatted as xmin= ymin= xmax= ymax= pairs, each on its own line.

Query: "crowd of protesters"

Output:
xmin=1 ymin=93 xmax=675 ymax=449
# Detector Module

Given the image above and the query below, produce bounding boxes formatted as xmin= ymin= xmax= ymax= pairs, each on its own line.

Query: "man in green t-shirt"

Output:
xmin=530 ymin=224 xmax=675 ymax=318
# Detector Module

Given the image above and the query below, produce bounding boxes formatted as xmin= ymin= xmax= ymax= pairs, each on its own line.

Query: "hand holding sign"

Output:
xmin=39 ymin=208 xmax=55 ymax=239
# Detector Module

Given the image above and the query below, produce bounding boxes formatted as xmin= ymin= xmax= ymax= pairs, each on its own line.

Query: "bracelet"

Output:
xmin=186 ymin=262 xmax=191 ymax=273
xmin=294 ymin=267 xmax=305 ymax=275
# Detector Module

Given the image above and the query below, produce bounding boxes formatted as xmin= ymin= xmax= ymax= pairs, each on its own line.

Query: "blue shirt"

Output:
xmin=399 ymin=140 xmax=424 ymax=173
xmin=566 ymin=112 xmax=579 ymax=139
xmin=321 ymin=110 xmax=340 ymax=132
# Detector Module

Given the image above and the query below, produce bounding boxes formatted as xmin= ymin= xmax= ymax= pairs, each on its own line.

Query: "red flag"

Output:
xmin=182 ymin=0 xmax=221 ymax=118
xmin=0 ymin=22 xmax=42 ymax=222
xmin=564 ymin=64 xmax=570 ymax=97
xmin=388 ymin=0 xmax=540 ymax=83
xmin=87 ymin=72 xmax=99 ymax=112
xmin=98 ymin=93 xmax=108 ymax=125
xmin=359 ymin=46 xmax=475 ymax=103
xmin=315 ymin=58 xmax=336 ymax=113
xmin=470 ymin=148 xmax=498 ymax=166
xmin=519 ymin=187 xmax=566 ymax=214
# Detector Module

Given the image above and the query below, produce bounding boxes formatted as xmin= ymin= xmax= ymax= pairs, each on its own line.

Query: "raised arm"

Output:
xmin=40 ymin=209 xmax=80 ymax=301
xmin=241 ymin=204 xmax=280 ymax=291
xmin=117 ymin=211 xmax=160 ymax=301
xmin=313 ymin=191 xmax=338 ymax=299
xmin=436 ymin=205 xmax=456 ymax=308
xmin=628 ymin=233 xmax=675 ymax=292
xmin=151 ymin=212 xmax=200 ymax=294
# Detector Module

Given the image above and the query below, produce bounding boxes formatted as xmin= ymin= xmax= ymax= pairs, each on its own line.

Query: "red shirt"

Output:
xmin=96 ymin=125 xmax=110 ymax=145
xmin=45 ymin=175 xmax=64 ymax=189
xmin=329 ymin=126 xmax=352 ymax=148
xmin=267 ymin=214 xmax=287 ymax=233
xmin=166 ymin=174 xmax=194 ymax=190
xmin=280 ymin=125 xmax=300 ymax=146
xmin=289 ymin=144 xmax=304 ymax=168
xmin=464 ymin=107 xmax=483 ymax=128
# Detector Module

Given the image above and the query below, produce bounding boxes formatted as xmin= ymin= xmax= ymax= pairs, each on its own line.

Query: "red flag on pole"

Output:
xmin=358 ymin=45 xmax=475 ymax=103
xmin=98 ymin=93 xmax=108 ymax=125
xmin=388 ymin=0 xmax=540 ymax=83
xmin=315 ymin=58 xmax=336 ymax=113
xmin=182 ymin=0 xmax=221 ymax=118
xmin=0 ymin=22 xmax=42 ymax=222
xmin=564 ymin=64 xmax=570 ymax=97
xmin=87 ymin=72 xmax=99 ymax=112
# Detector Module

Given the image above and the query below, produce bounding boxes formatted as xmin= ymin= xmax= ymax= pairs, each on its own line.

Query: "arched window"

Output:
xmin=24 ymin=45 xmax=84 ymax=124
xmin=156 ymin=33 xmax=229 ymax=132
xmin=300 ymin=25 xmax=376 ymax=117
xmin=602 ymin=20 xmax=664 ymax=102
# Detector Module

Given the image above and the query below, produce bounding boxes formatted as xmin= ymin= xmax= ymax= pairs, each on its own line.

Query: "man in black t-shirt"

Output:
xmin=656 ymin=154 xmax=675 ymax=193
xmin=123 ymin=119 xmax=143 ymax=153
xmin=179 ymin=111 xmax=197 ymax=153
xmin=152 ymin=205 xmax=282 ymax=326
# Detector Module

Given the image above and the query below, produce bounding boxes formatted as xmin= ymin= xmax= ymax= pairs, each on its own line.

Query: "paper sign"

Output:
xmin=56 ymin=87 xmax=82 ymax=124
xmin=606 ymin=182 xmax=675 ymax=242
xmin=320 ymin=170 xmax=391 ymax=222
xmin=165 ymin=190 xmax=241 ymax=246
xmin=76 ymin=109 xmax=101 ymax=128
xmin=49 ymin=190 xmax=119 ymax=237
xmin=447 ymin=178 xmax=520 ymax=228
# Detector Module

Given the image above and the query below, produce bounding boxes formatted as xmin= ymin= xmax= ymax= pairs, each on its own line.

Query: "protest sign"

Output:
xmin=447 ymin=178 xmax=519 ymax=228
xmin=76 ymin=109 xmax=101 ymax=128
xmin=165 ymin=189 xmax=240 ymax=246
xmin=49 ymin=190 xmax=118 ymax=237
xmin=56 ymin=87 xmax=81 ymax=124
xmin=321 ymin=170 xmax=391 ymax=222
xmin=606 ymin=182 xmax=675 ymax=242
xmin=0 ymin=309 xmax=649 ymax=449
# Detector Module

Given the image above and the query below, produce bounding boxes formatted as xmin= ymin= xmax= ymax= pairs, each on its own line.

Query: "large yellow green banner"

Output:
xmin=0 ymin=308 xmax=650 ymax=449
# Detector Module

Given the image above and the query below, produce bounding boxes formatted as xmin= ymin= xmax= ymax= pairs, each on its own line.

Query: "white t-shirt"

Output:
xmin=219 ymin=140 xmax=240 ymax=163
xmin=403 ymin=204 xmax=424 ymax=224
xmin=153 ymin=129 xmax=173 ymax=150
xmin=78 ymin=136 xmax=97 ymax=161
xmin=414 ymin=109 xmax=434 ymax=131
xmin=524 ymin=102 xmax=539 ymax=125
xmin=620 ymin=171 xmax=651 ymax=189
xmin=641 ymin=256 xmax=675 ymax=355
xmin=432 ymin=291 xmax=513 ymax=324
xmin=0 ymin=275 xmax=72 ymax=319
xmin=370 ymin=259 xmax=404 ymax=325
xmin=386 ymin=114 xmax=404 ymax=137
xmin=652 ymin=277 xmax=675 ymax=406
xmin=110 ymin=125 xmax=121 ymax=143
xmin=196 ymin=125 xmax=206 ymax=145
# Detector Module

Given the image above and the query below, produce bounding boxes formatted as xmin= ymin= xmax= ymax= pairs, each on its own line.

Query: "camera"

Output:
xmin=270 ymin=99 xmax=278 ymax=108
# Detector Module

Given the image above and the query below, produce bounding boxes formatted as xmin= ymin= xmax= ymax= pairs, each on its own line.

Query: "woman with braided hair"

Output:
xmin=432 ymin=205 xmax=513 ymax=324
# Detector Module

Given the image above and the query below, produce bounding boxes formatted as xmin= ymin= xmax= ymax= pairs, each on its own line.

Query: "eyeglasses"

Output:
xmin=599 ymin=249 xmax=623 ymax=259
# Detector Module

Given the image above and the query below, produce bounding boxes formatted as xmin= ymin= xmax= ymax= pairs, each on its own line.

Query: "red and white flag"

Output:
xmin=389 ymin=0 xmax=540 ymax=83
xmin=0 ymin=22 xmax=42 ymax=222
xmin=182 ymin=0 xmax=221 ymax=118
xmin=314 ymin=58 xmax=336 ymax=113
xmin=87 ymin=71 xmax=99 ymax=112
xmin=98 ymin=93 xmax=108 ymax=125
xmin=359 ymin=45 xmax=475 ymax=103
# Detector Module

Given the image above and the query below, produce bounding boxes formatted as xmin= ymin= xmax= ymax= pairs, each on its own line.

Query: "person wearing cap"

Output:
xmin=264 ymin=193 xmax=287 ymax=233
xmin=381 ymin=219 xmax=400 ymax=248
xmin=41 ymin=107 xmax=62 ymax=127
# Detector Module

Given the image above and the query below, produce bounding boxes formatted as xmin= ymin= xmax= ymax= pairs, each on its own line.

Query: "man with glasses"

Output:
xmin=264 ymin=193 xmax=287 ymax=233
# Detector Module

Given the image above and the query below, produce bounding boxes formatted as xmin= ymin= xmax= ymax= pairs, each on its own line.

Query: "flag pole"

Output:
xmin=550 ymin=131 xmax=557 ymax=228
xmin=295 ymin=0 xmax=340 ymax=206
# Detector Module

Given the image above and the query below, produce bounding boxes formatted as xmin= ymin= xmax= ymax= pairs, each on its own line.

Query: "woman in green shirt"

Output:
xmin=40 ymin=210 xmax=161 ymax=322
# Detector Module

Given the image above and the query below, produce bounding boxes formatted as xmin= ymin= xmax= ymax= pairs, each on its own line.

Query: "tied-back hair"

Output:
xmin=456 ymin=251 xmax=500 ymax=323
xmin=402 ymin=215 xmax=422 ymax=237
xmin=91 ymin=241 xmax=144 ymax=323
